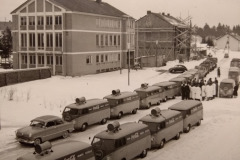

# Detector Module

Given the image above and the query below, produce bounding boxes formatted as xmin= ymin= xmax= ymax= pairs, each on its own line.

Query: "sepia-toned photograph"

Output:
xmin=0 ymin=0 xmax=240 ymax=159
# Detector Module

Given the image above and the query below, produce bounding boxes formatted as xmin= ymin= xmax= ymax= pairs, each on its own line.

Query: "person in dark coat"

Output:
xmin=207 ymin=78 xmax=212 ymax=85
xmin=185 ymin=83 xmax=190 ymax=100
xmin=181 ymin=83 xmax=186 ymax=100
xmin=233 ymin=84 xmax=239 ymax=97
xmin=214 ymin=77 xmax=219 ymax=97
xmin=217 ymin=67 xmax=221 ymax=77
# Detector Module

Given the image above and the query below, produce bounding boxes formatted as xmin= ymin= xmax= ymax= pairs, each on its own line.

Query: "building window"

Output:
xmin=38 ymin=33 xmax=44 ymax=49
xmin=38 ymin=55 xmax=44 ymax=65
xmin=118 ymin=53 xmax=120 ymax=61
xmin=86 ymin=56 xmax=92 ymax=64
xmin=29 ymin=55 xmax=36 ymax=64
xmin=46 ymin=16 xmax=52 ymax=25
xmin=114 ymin=35 xmax=117 ymax=46
xmin=96 ymin=55 xmax=99 ymax=63
xmin=21 ymin=33 xmax=27 ymax=47
xmin=101 ymin=55 xmax=104 ymax=62
xmin=118 ymin=35 xmax=120 ymax=46
xmin=29 ymin=16 xmax=35 ymax=26
xmin=29 ymin=33 xmax=35 ymax=47
xmin=20 ymin=16 xmax=27 ymax=26
xmin=47 ymin=55 xmax=53 ymax=65
xmin=21 ymin=54 xmax=27 ymax=64
xmin=46 ymin=33 xmax=53 ymax=47
xmin=55 ymin=33 xmax=62 ymax=47
xmin=37 ymin=16 xmax=44 ymax=25
xmin=96 ymin=35 xmax=99 ymax=46
xmin=110 ymin=35 xmax=112 ymax=46
xmin=100 ymin=35 xmax=104 ymax=46
xmin=56 ymin=55 xmax=62 ymax=65
xmin=55 ymin=16 xmax=62 ymax=25
xmin=105 ymin=54 xmax=108 ymax=62
xmin=105 ymin=35 xmax=108 ymax=46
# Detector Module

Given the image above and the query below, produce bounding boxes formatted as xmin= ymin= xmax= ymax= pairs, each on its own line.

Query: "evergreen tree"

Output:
xmin=0 ymin=27 xmax=12 ymax=62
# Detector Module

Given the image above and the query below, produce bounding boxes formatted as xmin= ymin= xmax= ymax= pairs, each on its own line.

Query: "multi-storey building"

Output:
xmin=11 ymin=0 xmax=135 ymax=76
xmin=136 ymin=11 xmax=190 ymax=67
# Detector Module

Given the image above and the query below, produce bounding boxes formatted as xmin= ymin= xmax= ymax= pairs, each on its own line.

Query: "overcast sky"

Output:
xmin=1 ymin=0 xmax=240 ymax=28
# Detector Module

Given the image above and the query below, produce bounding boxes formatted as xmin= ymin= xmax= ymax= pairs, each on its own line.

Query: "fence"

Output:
xmin=0 ymin=67 xmax=51 ymax=87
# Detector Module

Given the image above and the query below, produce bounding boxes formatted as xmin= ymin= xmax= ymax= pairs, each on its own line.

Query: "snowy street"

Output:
xmin=0 ymin=49 xmax=240 ymax=160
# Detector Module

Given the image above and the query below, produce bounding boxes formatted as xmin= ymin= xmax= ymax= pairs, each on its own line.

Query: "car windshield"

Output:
xmin=30 ymin=120 xmax=45 ymax=128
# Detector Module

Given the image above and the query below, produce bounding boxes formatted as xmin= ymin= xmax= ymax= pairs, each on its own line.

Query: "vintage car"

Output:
xmin=15 ymin=115 xmax=74 ymax=146
xmin=168 ymin=65 xmax=187 ymax=73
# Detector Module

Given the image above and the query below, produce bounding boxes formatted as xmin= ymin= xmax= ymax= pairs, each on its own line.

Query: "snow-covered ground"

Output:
xmin=0 ymin=49 xmax=240 ymax=160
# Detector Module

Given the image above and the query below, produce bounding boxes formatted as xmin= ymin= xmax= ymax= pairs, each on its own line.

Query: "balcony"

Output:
xmin=46 ymin=47 xmax=53 ymax=51
xmin=54 ymin=25 xmax=62 ymax=30
xmin=20 ymin=47 xmax=27 ymax=51
xmin=29 ymin=47 xmax=35 ymax=51
xmin=20 ymin=25 xmax=26 ymax=30
xmin=46 ymin=25 xmax=53 ymax=30
xmin=55 ymin=47 xmax=62 ymax=51
xmin=28 ymin=25 xmax=35 ymax=30
xmin=37 ymin=25 xmax=44 ymax=30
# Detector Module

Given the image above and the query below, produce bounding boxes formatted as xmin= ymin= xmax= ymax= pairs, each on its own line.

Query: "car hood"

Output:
xmin=16 ymin=126 xmax=43 ymax=136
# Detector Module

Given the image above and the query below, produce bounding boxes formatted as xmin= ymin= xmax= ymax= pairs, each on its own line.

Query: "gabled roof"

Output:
xmin=152 ymin=12 xmax=188 ymax=28
xmin=12 ymin=0 xmax=130 ymax=18
xmin=216 ymin=33 xmax=240 ymax=41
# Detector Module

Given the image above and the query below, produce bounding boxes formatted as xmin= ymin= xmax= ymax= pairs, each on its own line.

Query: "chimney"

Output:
xmin=147 ymin=10 xmax=151 ymax=15
xmin=96 ymin=0 xmax=102 ymax=3
xmin=162 ymin=12 xmax=165 ymax=15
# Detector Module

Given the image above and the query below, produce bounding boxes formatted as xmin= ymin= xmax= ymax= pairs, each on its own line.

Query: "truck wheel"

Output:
xmin=101 ymin=118 xmax=107 ymax=125
xmin=158 ymin=140 xmax=165 ymax=149
xmin=175 ymin=132 xmax=181 ymax=140
xmin=81 ymin=123 xmax=88 ymax=131
xmin=132 ymin=109 xmax=137 ymax=114
xmin=140 ymin=149 xmax=148 ymax=158
xmin=184 ymin=124 xmax=191 ymax=133
xmin=117 ymin=112 xmax=123 ymax=119
xmin=196 ymin=120 xmax=201 ymax=126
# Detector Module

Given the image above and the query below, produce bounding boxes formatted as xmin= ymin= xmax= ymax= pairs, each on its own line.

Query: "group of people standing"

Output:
xmin=181 ymin=77 xmax=219 ymax=101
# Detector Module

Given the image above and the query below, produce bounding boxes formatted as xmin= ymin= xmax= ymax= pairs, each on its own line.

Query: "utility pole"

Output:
xmin=155 ymin=40 xmax=158 ymax=67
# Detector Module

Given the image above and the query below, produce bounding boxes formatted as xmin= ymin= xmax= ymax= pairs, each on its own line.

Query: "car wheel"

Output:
xmin=132 ymin=109 xmax=137 ymax=114
xmin=184 ymin=124 xmax=191 ymax=133
xmin=140 ymin=149 xmax=148 ymax=158
xmin=81 ymin=123 xmax=88 ymax=131
xmin=101 ymin=118 xmax=108 ymax=125
xmin=158 ymin=140 xmax=165 ymax=149
xmin=164 ymin=97 xmax=168 ymax=102
xmin=175 ymin=132 xmax=181 ymax=140
xmin=34 ymin=138 xmax=41 ymax=146
xmin=156 ymin=101 xmax=161 ymax=105
xmin=172 ymin=69 xmax=175 ymax=73
xmin=62 ymin=131 xmax=69 ymax=139
xmin=117 ymin=112 xmax=123 ymax=119
xmin=196 ymin=120 xmax=201 ymax=126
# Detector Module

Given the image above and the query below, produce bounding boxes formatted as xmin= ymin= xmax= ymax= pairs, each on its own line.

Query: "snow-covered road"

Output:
xmin=0 ymin=49 xmax=240 ymax=160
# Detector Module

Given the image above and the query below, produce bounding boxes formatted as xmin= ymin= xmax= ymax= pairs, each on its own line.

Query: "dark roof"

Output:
xmin=95 ymin=122 xmax=149 ymax=139
xmin=153 ymin=81 xmax=176 ymax=87
xmin=220 ymin=78 xmax=235 ymax=84
xmin=104 ymin=91 xmax=138 ymax=100
xmin=139 ymin=109 xmax=181 ymax=123
xmin=169 ymin=100 xmax=202 ymax=111
xmin=0 ymin=21 xmax=12 ymax=30
xmin=152 ymin=12 xmax=188 ymax=28
xmin=65 ymin=99 xmax=108 ymax=109
xmin=50 ymin=0 xmax=128 ymax=18
xmin=12 ymin=0 xmax=129 ymax=18
xmin=135 ymin=85 xmax=161 ymax=92
xmin=18 ymin=140 xmax=92 ymax=160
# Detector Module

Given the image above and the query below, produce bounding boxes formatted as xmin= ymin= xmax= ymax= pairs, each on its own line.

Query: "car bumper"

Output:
xmin=16 ymin=138 xmax=34 ymax=144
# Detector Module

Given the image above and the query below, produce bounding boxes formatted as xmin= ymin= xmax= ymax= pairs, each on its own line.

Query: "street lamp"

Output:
xmin=123 ymin=15 xmax=131 ymax=86
xmin=155 ymin=40 xmax=158 ymax=67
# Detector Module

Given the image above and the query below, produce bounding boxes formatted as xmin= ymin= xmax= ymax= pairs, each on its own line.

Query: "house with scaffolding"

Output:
xmin=135 ymin=11 xmax=191 ymax=67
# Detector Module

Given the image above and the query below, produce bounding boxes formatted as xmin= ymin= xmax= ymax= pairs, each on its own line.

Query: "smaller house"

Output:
xmin=215 ymin=34 xmax=240 ymax=51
